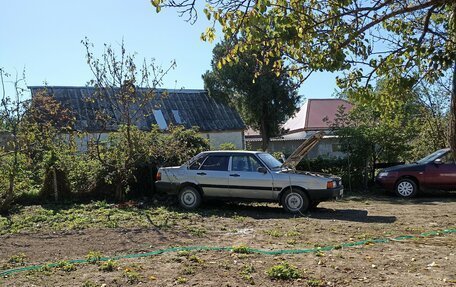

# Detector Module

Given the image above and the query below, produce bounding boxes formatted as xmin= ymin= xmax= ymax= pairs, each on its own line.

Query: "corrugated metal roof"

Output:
xmin=283 ymin=98 xmax=352 ymax=132
xmin=29 ymin=86 xmax=245 ymax=132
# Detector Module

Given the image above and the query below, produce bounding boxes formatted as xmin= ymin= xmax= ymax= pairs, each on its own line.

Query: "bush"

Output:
xmin=297 ymin=156 xmax=365 ymax=191
xmin=219 ymin=142 xmax=237 ymax=150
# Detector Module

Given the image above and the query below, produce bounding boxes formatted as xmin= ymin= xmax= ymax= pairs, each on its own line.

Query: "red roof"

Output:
xmin=282 ymin=99 xmax=352 ymax=133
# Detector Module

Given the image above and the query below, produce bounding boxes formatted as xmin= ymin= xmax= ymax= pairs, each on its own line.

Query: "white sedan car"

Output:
xmin=155 ymin=132 xmax=343 ymax=213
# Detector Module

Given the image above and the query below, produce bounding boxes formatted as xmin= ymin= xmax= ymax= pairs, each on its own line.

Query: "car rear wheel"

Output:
xmin=281 ymin=189 xmax=309 ymax=214
xmin=395 ymin=179 xmax=418 ymax=198
xmin=178 ymin=186 xmax=202 ymax=210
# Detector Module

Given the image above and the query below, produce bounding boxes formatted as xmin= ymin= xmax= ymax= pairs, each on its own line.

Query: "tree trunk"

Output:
xmin=52 ymin=168 xmax=59 ymax=202
xmin=115 ymin=183 xmax=125 ymax=202
xmin=450 ymin=61 xmax=456 ymax=161
xmin=260 ymin=118 xmax=269 ymax=151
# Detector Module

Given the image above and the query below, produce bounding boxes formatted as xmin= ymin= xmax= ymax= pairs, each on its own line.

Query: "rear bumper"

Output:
xmin=155 ymin=181 xmax=179 ymax=195
xmin=307 ymin=186 xmax=344 ymax=201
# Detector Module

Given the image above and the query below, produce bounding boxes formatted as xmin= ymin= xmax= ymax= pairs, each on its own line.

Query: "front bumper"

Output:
xmin=155 ymin=181 xmax=179 ymax=195
xmin=307 ymin=186 xmax=344 ymax=201
xmin=375 ymin=177 xmax=396 ymax=190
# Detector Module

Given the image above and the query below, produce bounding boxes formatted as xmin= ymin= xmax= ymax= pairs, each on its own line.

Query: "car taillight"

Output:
xmin=326 ymin=181 xmax=335 ymax=189
xmin=156 ymin=172 xmax=161 ymax=181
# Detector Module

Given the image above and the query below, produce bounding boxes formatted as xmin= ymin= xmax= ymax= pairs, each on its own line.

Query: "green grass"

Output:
xmin=0 ymin=201 xmax=196 ymax=235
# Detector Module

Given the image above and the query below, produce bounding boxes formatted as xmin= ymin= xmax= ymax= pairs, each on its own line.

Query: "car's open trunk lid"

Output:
xmin=281 ymin=131 xmax=324 ymax=169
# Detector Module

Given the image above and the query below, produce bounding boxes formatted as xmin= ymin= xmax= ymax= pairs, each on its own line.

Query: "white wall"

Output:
xmin=202 ymin=130 xmax=245 ymax=150
xmin=72 ymin=130 xmax=245 ymax=152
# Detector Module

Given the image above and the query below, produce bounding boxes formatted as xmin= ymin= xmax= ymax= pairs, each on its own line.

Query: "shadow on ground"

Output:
xmin=348 ymin=191 xmax=456 ymax=205
xmin=309 ymin=208 xmax=396 ymax=223
xmin=194 ymin=201 xmax=397 ymax=224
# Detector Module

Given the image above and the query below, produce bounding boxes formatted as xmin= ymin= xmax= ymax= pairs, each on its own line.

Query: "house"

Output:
xmin=245 ymin=98 xmax=353 ymax=158
xmin=29 ymin=86 xmax=246 ymax=149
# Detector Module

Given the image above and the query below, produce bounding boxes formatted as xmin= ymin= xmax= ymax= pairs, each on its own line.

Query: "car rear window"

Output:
xmin=189 ymin=156 xmax=207 ymax=170
xmin=200 ymin=155 xmax=229 ymax=171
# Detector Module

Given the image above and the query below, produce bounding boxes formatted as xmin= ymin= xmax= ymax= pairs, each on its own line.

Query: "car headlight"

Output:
xmin=378 ymin=172 xmax=389 ymax=177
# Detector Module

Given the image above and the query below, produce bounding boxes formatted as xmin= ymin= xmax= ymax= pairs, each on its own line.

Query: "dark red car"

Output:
xmin=376 ymin=148 xmax=456 ymax=198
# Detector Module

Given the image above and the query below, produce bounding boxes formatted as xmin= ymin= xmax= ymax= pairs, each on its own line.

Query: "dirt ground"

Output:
xmin=1 ymin=194 xmax=455 ymax=286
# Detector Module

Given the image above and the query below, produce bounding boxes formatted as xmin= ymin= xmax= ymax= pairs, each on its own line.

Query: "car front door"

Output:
xmin=228 ymin=154 xmax=274 ymax=199
xmin=189 ymin=154 xmax=231 ymax=197
xmin=425 ymin=152 xmax=456 ymax=190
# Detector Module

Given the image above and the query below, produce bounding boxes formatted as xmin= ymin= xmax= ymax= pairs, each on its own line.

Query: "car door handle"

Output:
xmin=230 ymin=174 xmax=240 ymax=177
xmin=197 ymin=172 xmax=207 ymax=176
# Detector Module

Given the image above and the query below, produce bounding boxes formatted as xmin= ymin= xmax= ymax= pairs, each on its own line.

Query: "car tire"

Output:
xmin=395 ymin=179 xmax=418 ymax=198
xmin=178 ymin=186 xmax=202 ymax=210
xmin=281 ymin=189 xmax=310 ymax=214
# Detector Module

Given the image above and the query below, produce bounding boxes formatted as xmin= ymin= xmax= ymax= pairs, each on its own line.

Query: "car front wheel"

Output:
xmin=281 ymin=189 xmax=310 ymax=214
xmin=178 ymin=186 xmax=202 ymax=210
xmin=395 ymin=179 xmax=418 ymax=198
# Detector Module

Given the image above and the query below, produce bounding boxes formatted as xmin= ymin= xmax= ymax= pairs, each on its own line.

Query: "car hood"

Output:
xmin=282 ymin=169 xmax=339 ymax=180
xmin=281 ymin=131 xmax=324 ymax=169
xmin=382 ymin=163 xmax=425 ymax=172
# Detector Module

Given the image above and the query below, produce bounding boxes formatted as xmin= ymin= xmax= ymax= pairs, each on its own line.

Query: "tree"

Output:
xmin=203 ymin=40 xmax=299 ymax=151
xmin=82 ymin=38 xmax=176 ymax=201
xmin=152 ymin=0 xmax=456 ymax=157
xmin=412 ymin=75 xmax=451 ymax=157
xmin=328 ymin=76 xmax=421 ymax=190
xmin=0 ymin=68 xmax=28 ymax=213
xmin=21 ymin=89 xmax=76 ymax=202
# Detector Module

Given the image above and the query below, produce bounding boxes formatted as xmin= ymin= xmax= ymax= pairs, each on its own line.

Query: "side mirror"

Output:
xmin=434 ymin=158 xmax=444 ymax=165
xmin=257 ymin=167 xmax=268 ymax=174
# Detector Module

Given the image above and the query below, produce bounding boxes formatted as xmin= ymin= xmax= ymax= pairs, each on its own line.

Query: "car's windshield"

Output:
xmin=257 ymin=153 xmax=283 ymax=170
xmin=416 ymin=149 xmax=449 ymax=164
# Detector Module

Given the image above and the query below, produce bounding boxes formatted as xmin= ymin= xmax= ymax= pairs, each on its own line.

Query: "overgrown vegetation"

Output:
xmin=0 ymin=41 xmax=209 ymax=213
xmin=0 ymin=201 xmax=197 ymax=235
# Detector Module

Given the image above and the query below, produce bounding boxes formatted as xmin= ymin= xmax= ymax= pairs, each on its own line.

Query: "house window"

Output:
xmin=172 ymin=110 xmax=182 ymax=124
xmin=153 ymin=110 xmax=168 ymax=129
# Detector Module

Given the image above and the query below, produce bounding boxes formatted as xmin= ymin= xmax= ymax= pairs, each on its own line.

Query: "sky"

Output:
xmin=0 ymin=0 xmax=340 ymax=102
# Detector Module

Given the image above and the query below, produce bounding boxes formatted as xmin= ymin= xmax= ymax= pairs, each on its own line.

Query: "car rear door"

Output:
xmin=228 ymin=154 xmax=274 ymax=199
xmin=190 ymin=154 xmax=231 ymax=197
xmin=424 ymin=153 xmax=456 ymax=190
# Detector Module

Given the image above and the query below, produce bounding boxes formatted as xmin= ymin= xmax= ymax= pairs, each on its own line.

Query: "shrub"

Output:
xmin=297 ymin=156 xmax=365 ymax=191
xmin=219 ymin=142 xmax=237 ymax=150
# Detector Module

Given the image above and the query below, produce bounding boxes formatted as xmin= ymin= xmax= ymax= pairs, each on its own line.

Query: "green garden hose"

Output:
xmin=1 ymin=228 xmax=454 ymax=277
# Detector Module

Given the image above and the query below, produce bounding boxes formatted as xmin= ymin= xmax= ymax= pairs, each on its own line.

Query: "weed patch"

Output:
xmin=266 ymin=262 xmax=302 ymax=280
xmin=232 ymin=245 xmax=251 ymax=254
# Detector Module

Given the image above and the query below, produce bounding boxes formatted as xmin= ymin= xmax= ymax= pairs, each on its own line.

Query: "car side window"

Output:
xmin=200 ymin=155 xmax=229 ymax=171
xmin=232 ymin=155 xmax=262 ymax=172
xmin=189 ymin=156 xmax=206 ymax=170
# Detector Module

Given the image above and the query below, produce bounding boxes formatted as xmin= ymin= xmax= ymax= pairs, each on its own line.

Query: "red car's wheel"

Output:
xmin=395 ymin=179 xmax=418 ymax=198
